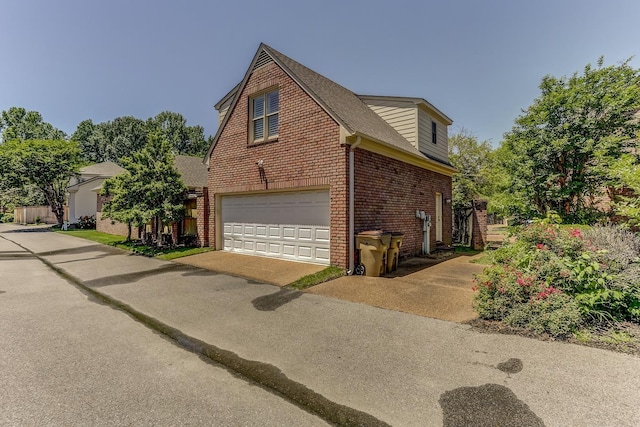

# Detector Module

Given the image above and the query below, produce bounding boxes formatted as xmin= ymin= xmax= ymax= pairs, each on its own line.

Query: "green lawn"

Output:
xmin=287 ymin=266 xmax=345 ymax=290
xmin=58 ymin=229 xmax=126 ymax=246
xmin=56 ymin=229 xmax=213 ymax=260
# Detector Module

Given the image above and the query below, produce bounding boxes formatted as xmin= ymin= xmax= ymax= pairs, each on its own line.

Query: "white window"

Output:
xmin=251 ymin=89 xmax=279 ymax=142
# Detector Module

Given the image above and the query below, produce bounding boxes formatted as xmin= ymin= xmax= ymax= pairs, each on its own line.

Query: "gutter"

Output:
xmin=348 ymin=136 xmax=361 ymax=273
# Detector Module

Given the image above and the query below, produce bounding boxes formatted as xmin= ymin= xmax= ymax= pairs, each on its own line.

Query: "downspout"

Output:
xmin=348 ymin=136 xmax=362 ymax=273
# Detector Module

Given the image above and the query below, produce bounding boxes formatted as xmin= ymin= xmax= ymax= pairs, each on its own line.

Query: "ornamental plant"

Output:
xmin=473 ymin=222 xmax=640 ymax=337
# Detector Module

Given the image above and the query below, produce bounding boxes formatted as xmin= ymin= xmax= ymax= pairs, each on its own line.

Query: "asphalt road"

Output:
xmin=2 ymin=224 xmax=640 ymax=426
xmin=0 ymin=233 xmax=327 ymax=426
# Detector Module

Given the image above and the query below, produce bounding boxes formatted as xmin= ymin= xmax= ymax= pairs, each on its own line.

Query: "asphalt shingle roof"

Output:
xmin=79 ymin=161 xmax=125 ymax=177
xmin=263 ymin=44 xmax=424 ymax=157
xmin=174 ymin=155 xmax=208 ymax=188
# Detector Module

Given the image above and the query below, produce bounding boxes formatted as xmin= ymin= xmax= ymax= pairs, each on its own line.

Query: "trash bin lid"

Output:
xmin=358 ymin=230 xmax=385 ymax=236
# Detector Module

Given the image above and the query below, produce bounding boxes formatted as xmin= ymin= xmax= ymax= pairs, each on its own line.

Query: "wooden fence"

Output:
xmin=13 ymin=206 xmax=69 ymax=224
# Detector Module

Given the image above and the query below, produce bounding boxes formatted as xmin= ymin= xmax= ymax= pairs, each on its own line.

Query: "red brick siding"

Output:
xmin=208 ymin=61 xmax=349 ymax=266
xmin=196 ymin=188 xmax=209 ymax=247
xmin=354 ymin=149 xmax=452 ymax=258
xmin=472 ymin=200 xmax=488 ymax=250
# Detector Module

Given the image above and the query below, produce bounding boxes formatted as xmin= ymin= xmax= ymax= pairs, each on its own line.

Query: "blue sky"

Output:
xmin=1 ymin=0 xmax=639 ymax=146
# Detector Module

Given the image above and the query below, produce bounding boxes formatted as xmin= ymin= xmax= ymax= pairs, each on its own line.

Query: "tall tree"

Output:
xmin=0 ymin=139 xmax=81 ymax=224
xmin=0 ymin=107 xmax=67 ymax=142
xmin=101 ymin=134 xmax=186 ymax=244
xmin=147 ymin=111 xmax=209 ymax=156
xmin=448 ymin=129 xmax=493 ymax=209
xmin=609 ymin=152 xmax=640 ymax=227
xmin=502 ymin=57 xmax=640 ymax=222
xmin=73 ymin=112 xmax=209 ymax=163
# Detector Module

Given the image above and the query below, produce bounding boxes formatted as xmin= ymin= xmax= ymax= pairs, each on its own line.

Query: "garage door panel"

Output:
xmin=298 ymin=228 xmax=312 ymax=240
xmin=316 ymin=229 xmax=330 ymax=241
xmin=298 ymin=246 xmax=312 ymax=259
xmin=315 ymin=247 xmax=330 ymax=262
xmin=283 ymin=227 xmax=296 ymax=239
xmin=268 ymin=243 xmax=281 ymax=255
xmin=221 ymin=191 xmax=330 ymax=265
xmin=268 ymin=226 xmax=281 ymax=238
xmin=283 ymin=245 xmax=296 ymax=257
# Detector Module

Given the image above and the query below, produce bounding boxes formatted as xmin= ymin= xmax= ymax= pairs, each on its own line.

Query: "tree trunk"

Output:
xmin=156 ymin=215 xmax=163 ymax=246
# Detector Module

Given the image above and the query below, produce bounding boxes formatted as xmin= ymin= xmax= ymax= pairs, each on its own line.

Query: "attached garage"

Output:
xmin=221 ymin=190 xmax=330 ymax=264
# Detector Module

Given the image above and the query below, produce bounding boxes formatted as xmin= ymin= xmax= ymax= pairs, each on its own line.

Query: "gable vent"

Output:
xmin=252 ymin=50 xmax=273 ymax=71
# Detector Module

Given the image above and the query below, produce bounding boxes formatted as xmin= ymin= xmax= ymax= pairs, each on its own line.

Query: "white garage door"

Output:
xmin=222 ymin=190 xmax=330 ymax=264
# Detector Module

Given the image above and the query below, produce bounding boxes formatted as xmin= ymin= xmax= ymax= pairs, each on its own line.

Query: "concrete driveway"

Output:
xmin=176 ymin=249 xmax=484 ymax=323
xmin=175 ymin=250 xmax=325 ymax=286
xmin=307 ymin=254 xmax=484 ymax=322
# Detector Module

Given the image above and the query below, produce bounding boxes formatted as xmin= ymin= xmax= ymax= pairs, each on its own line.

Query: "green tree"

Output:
xmin=448 ymin=129 xmax=493 ymax=209
xmin=609 ymin=153 xmax=640 ymax=226
xmin=100 ymin=172 xmax=143 ymax=241
xmin=147 ymin=111 xmax=209 ymax=156
xmin=0 ymin=107 xmax=67 ymax=142
xmin=101 ymin=134 xmax=186 ymax=244
xmin=73 ymin=112 xmax=209 ymax=163
xmin=502 ymin=57 xmax=640 ymax=223
xmin=0 ymin=139 xmax=81 ymax=224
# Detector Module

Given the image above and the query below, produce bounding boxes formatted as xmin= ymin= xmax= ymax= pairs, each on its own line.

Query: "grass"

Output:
xmin=56 ymin=229 xmax=213 ymax=260
xmin=469 ymin=253 xmax=493 ymax=265
xmin=287 ymin=266 xmax=345 ymax=290
xmin=454 ymin=245 xmax=482 ymax=255
xmin=58 ymin=229 xmax=127 ymax=246
xmin=156 ymin=247 xmax=213 ymax=260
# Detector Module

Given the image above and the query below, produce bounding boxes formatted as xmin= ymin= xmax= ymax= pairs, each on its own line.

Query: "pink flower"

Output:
xmin=571 ymin=229 xmax=583 ymax=238
xmin=536 ymin=243 xmax=545 ymax=250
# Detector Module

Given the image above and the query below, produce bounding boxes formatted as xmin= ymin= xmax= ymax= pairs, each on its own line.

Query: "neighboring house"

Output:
xmin=67 ymin=161 xmax=125 ymax=224
xmin=202 ymin=43 xmax=455 ymax=269
xmin=96 ymin=155 xmax=208 ymax=245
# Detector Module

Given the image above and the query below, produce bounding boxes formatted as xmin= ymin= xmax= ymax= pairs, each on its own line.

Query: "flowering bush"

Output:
xmin=76 ymin=215 xmax=96 ymax=230
xmin=473 ymin=223 xmax=640 ymax=336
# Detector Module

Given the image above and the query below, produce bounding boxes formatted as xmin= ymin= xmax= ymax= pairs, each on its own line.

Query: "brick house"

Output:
xmin=203 ymin=43 xmax=455 ymax=270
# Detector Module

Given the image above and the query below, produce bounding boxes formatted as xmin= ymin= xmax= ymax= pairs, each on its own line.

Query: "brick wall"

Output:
xmin=96 ymin=212 xmax=130 ymax=237
xmin=472 ymin=199 xmax=488 ymax=250
xmin=208 ymin=61 xmax=349 ymax=266
xmin=354 ymin=149 xmax=453 ymax=259
xmin=196 ymin=188 xmax=209 ymax=247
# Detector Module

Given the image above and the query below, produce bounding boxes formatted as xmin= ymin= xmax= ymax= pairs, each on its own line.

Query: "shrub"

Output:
xmin=76 ymin=215 xmax=96 ymax=230
xmin=0 ymin=213 xmax=14 ymax=223
xmin=473 ymin=222 xmax=640 ymax=335
xmin=505 ymin=292 xmax=582 ymax=337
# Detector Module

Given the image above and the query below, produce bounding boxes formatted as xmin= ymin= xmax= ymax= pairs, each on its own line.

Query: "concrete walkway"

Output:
xmin=3 ymin=224 xmax=639 ymax=426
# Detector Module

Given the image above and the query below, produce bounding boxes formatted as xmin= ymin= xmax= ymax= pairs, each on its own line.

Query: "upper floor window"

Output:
xmin=251 ymin=89 xmax=279 ymax=142
xmin=431 ymin=121 xmax=437 ymax=144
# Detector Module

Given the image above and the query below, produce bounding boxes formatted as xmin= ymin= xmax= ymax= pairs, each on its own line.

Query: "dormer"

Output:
xmin=358 ymin=95 xmax=452 ymax=164
xmin=214 ymin=82 xmax=240 ymax=126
